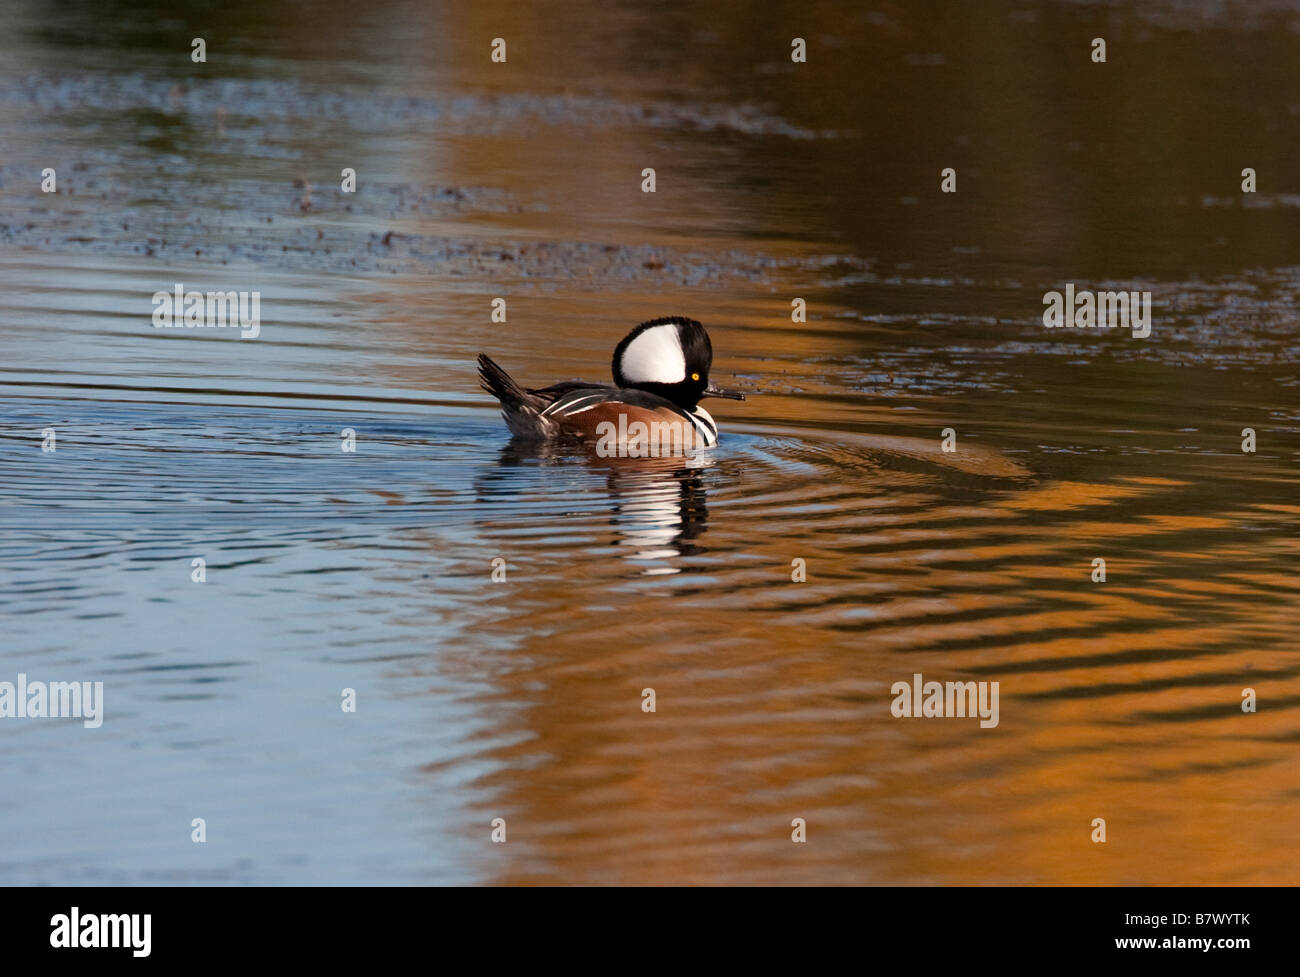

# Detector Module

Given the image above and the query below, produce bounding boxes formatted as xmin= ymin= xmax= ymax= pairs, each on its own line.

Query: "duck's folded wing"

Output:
xmin=538 ymin=386 xmax=677 ymax=417
xmin=528 ymin=380 xmax=615 ymax=401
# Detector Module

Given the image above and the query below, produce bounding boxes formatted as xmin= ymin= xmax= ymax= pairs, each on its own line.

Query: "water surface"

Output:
xmin=1 ymin=0 xmax=1298 ymax=884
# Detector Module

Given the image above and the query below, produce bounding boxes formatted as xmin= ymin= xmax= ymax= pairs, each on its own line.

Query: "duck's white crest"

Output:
xmin=617 ymin=323 xmax=685 ymax=384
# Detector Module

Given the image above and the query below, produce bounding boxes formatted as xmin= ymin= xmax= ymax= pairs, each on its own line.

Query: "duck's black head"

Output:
xmin=611 ymin=316 xmax=745 ymax=410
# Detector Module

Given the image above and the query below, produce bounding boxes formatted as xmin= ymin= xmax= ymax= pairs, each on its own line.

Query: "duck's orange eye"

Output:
xmin=691 ymin=372 xmax=700 ymax=381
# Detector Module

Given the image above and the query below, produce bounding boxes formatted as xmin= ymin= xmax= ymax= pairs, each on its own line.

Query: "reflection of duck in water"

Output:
xmin=487 ymin=441 xmax=713 ymax=571
xmin=477 ymin=317 xmax=745 ymax=452
xmin=600 ymin=453 xmax=711 ymax=567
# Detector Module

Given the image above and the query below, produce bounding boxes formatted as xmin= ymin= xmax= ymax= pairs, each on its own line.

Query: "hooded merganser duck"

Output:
xmin=477 ymin=316 xmax=745 ymax=449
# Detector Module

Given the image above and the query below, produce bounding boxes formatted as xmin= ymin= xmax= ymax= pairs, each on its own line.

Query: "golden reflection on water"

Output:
xmin=449 ymin=433 xmax=1299 ymax=884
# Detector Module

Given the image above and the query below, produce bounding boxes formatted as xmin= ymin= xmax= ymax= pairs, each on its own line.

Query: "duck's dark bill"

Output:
xmin=704 ymin=382 xmax=746 ymax=401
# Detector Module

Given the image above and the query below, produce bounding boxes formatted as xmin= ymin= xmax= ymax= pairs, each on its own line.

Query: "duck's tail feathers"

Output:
xmin=478 ymin=353 xmax=552 ymax=439
xmin=477 ymin=353 xmax=529 ymax=409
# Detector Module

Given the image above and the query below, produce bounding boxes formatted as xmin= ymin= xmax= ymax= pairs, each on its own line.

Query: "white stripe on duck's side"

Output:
xmin=689 ymin=406 xmax=718 ymax=447
xmin=540 ymin=392 xmax=610 ymax=417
